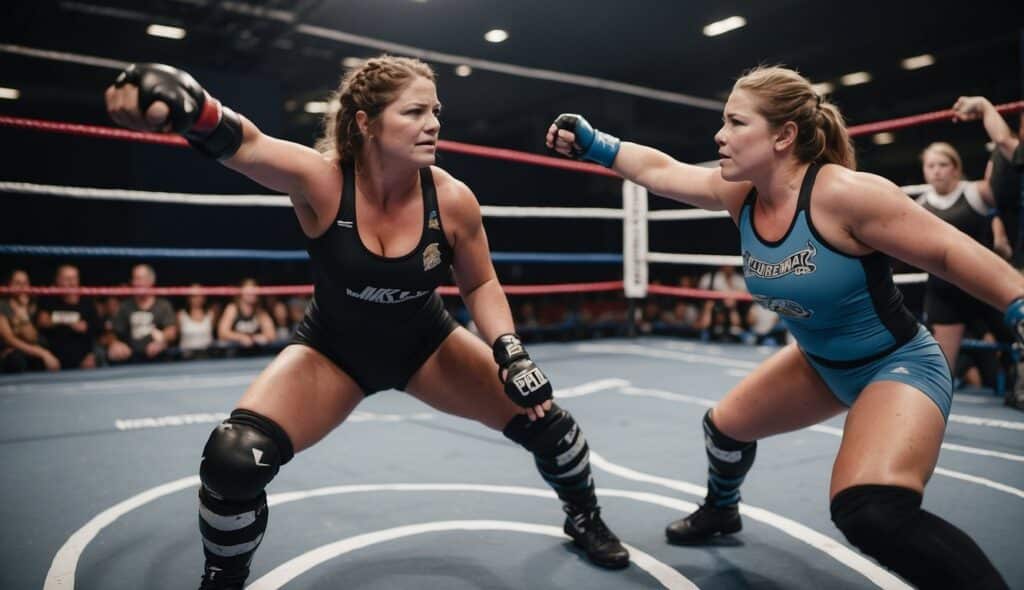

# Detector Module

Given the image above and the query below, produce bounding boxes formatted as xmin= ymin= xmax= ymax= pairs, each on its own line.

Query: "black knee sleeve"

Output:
xmin=703 ymin=410 xmax=756 ymax=506
xmin=503 ymin=404 xmax=596 ymax=508
xmin=831 ymin=485 xmax=1007 ymax=590
xmin=200 ymin=409 xmax=294 ymax=501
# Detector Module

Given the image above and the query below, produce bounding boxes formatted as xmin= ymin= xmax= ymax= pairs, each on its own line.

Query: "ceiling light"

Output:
xmin=304 ymin=101 xmax=329 ymax=114
xmin=454 ymin=64 xmax=472 ymax=77
xmin=901 ymin=54 xmax=935 ymax=70
xmin=484 ymin=29 xmax=508 ymax=43
xmin=146 ymin=24 xmax=187 ymax=40
xmin=839 ymin=71 xmax=871 ymax=86
xmin=703 ymin=16 xmax=746 ymax=37
xmin=872 ymin=132 xmax=894 ymax=145
xmin=342 ymin=56 xmax=365 ymax=69
xmin=0 ymin=87 xmax=20 ymax=100
xmin=810 ymin=82 xmax=834 ymax=96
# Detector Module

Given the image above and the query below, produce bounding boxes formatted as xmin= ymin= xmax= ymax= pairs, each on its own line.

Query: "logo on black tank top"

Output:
xmin=428 ymin=210 xmax=440 ymax=230
xmin=743 ymin=241 xmax=817 ymax=279
xmin=423 ymin=243 xmax=442 ymax=271
xmin=345 ymin=286 xmax=430 ymax=304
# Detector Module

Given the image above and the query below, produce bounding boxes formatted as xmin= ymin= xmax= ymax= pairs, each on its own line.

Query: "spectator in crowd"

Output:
xmin=217 ymin=278 xmax=276 ymax=353
xmin=659 ymin=276 xmax=703 ymax=337
xmin=0 ymin=269 xmax=59 ymax=372
xmin=178 ymin=284 xmax=215 ymax=358
xmin=287 ymin=296 xmax=308 ymax=329
xmin=106 ymin=264 xmax=178 ymax=363
xmin=747 ymin=301 xmax=786 ymax=345
xmin=697 ymin=265 xmax=746 ymax=340
xmin=915 ymin=142 xmax=1012 ymax=377
xmin=36 ymin=264 xmax=98 ymax=369
xmin=270 ymin=300 xmax=293 ymax=342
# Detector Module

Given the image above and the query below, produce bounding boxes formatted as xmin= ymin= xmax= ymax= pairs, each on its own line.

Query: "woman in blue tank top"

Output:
xmin=547 ymin=66 xmax=1021 ymax=589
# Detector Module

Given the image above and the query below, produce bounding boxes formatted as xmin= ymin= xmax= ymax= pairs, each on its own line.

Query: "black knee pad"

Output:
xmin=502 ymin=403 xmax=576 ymax=458
xmin=830 ymin=484 xmax=919 ymax=553
xmin=200 ymin=409 xmax=294 ymax=501
xmin=704 ymin=410 xmax=756 ymax=477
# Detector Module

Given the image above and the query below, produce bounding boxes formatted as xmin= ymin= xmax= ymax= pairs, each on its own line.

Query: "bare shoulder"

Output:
xmin=430 ymin=165 xmax=481 ymax=223
xmin=813 ymin=164 xmax=904 ymax=218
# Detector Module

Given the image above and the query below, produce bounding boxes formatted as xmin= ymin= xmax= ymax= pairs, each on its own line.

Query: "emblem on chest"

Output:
xmin=423 ymin=242 xmax=442 ymax=271
xmin=743 ymin=241 xmax=817 ymax=279
xmin=751 ymin=294 xmax=813 ymax=319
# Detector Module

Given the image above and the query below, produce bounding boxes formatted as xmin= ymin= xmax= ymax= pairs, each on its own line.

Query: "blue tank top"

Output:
xmin=738 ymin=163 xmax=918 ymax=366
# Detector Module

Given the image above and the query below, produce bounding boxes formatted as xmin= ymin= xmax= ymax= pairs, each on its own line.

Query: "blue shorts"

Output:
xmin=803 ymin=326 xmax=953 ymax=420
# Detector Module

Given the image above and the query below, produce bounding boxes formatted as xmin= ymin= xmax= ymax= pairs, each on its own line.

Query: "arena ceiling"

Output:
xmin=2 ymin=0 xmax=1022 ymax=181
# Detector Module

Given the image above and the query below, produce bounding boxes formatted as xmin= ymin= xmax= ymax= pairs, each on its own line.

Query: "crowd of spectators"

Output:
xmin=0 ymin=261 xmax=1010 ymax=398
xmin=0 ymin=263 xmax=308 ymax=373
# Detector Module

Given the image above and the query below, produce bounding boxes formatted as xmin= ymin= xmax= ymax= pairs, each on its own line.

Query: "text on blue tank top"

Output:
xmin=738 ymin=163 xmax=917 ymax=363
xmin=306 ymin=161 xmax=454 ymax=324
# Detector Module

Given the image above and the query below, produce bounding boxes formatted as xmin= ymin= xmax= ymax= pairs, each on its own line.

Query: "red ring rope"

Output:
xmin=0 ymin=281 xmax=626 ymax=298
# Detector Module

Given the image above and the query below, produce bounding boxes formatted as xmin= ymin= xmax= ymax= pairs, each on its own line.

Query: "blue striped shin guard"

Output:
xmin=702 ymin=410 xmax=757 ymax=507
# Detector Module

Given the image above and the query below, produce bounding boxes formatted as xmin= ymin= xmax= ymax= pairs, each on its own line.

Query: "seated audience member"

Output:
xmin=747 ymin=301 xmax=786 ymax=345
xmin=0 ymin=269 xmax=59 ymax=372
xmin=36 ymin=264 xmax=98 ymax=369
xmin=107 ymin=264 xmax=178 ymax=363
xmin=697 ymin=265 xmax=746 ymax=340
xmin=217 ymin=278 xmax=275 ymax=353
xmin=178 ymin=284 xmax=215 ymax=358
xmin=270 ymin=300 xmax=292 ymax=342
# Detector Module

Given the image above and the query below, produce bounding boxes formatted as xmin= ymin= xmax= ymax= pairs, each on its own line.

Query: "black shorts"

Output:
xmin=924 ymin=282 xmax=1003 ymax=333
xmin=291 ymin=292 xmax=459 ymax=395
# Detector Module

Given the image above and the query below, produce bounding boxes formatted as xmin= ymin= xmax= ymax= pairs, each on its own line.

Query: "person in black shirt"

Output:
xmin=36 ymin=264 xmax=98 ymax=369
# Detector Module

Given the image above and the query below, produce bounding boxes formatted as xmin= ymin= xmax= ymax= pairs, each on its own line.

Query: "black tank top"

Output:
xmin=232 ymin=306 xmax=261 ymax=335
xmin=918 ymin=181 xmax=993 ymax=289
xmin=306 ymin=161 xmax=454 ymax=325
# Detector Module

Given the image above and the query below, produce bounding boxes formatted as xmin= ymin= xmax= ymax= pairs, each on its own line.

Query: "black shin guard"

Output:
xmin=831 ymin=485 xmax=1008 ymax=590
xmin=198 ymin=409 xmax=293 ymax=580
xmin=503 ymin=404 xmax=596 ymax=508
xmin=702 ymin=410 xmax=756 ymax=507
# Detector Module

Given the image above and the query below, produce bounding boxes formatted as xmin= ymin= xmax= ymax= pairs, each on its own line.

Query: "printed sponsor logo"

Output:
xmin=743 ymin=241 xmax=817 ymax=279
xmin=345 ymin=286 xmax=430 ymax=304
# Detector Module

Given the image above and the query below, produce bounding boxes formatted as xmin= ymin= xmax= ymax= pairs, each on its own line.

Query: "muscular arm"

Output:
xmin=445 ymin=178 xmax=515 ymax=344
xmin=953 ymin=97 xmax=1020 ymax=161
xmin=222 ymin=117 xmax=341 ymax=236
xmin=216 ymin=304 xmax=245 ymax=343
xmin=0 ymin=315 xmax=49 ymax=359
xmin=839 ymin=171 xmax=1024 ymax=310
xmin=612 ymin=143 xmax=742 ymax=210
xmin=992 ymin=215 xmax=1012 ymax=260
xmin=106 ymin=65 xmax=340 ymax=238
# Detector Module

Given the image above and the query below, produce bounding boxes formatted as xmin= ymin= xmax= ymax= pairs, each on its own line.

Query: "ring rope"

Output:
xmin=0 ymin=281 xmax=626 ymax=298
xmin=0 ymin=245 xmax=622 ymax=264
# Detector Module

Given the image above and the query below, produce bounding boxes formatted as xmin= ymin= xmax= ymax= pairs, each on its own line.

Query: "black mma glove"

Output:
xmin=114 ymin=63 xmax=242 ymax=159
xmin=493 ymin=333 xmax=553 ymax=407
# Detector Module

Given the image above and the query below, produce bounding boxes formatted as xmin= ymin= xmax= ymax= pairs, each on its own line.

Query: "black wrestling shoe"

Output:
xmin=198 ymin=565 xmax=249 ymax=590
xmin=665 ymin=501 xmax=741 ymax=544
xmin=563 ymin=505 xmax=630 ymax=569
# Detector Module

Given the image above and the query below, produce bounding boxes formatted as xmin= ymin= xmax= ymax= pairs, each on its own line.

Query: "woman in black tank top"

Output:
xmin=105 ymin=55 xmax=629 ymax=588
xmin=917 ymin=142 xmax=1011 ymax=374
xmin=217 ymin=278 xmax=275 ymax=352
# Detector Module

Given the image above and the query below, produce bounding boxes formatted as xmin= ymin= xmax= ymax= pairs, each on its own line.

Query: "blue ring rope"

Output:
xmin=0 ymin=244 xmax=622 ymax=264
